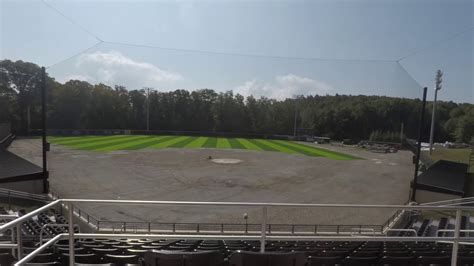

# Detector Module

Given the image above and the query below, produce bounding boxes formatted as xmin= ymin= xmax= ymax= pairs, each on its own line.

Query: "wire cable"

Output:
xmin=41 ymin=0 xmax=103 ymax=42
xmin=46 ymin=41 xmax=103 ymax=69
xmin=104 ymin=40 xmax=395 ymax=62
xmin=397 ymin=26 xmax=474 ymax=62
xmin=40 ymin=0 xmax=472 ymax=64
xmin=396 ymin=61 xmax=423 ymax=89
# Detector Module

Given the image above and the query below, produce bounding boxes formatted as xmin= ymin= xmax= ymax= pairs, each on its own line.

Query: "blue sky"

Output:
xmin=1 ymin=0 xmax=472 ymax=102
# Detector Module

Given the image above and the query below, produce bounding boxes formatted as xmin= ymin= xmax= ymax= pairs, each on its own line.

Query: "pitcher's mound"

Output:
xmin=211 ymin=158 xmax=242 ymax=164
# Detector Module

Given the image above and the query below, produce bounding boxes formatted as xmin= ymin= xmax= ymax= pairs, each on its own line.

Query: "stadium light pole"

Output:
xmin=146 ymin=88 xmax=150 ymax=131
xmin=144 ymin=87 xmax=155 ymax=132
xmin=429 ymin=70 xmax=443 ymax=155
xmin=293 ymin=95 xmax=299 ymax=137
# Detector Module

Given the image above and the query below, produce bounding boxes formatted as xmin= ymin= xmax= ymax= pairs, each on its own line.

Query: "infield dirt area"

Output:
xmin=9 ymin=138 xmax=414 ymax=227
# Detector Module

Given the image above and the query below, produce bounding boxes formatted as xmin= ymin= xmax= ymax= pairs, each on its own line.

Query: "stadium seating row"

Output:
xmin=407 ymin=215 xmax=473 ymax=238
xmin=3 ymin=238 xmax=474 ymax=265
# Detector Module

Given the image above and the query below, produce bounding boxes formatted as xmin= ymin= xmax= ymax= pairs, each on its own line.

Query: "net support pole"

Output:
xmin=68 ymin=203 xmax=75 ymax=265
xmin=260 ymin=206 xmax=267 ymax=253
xmin=41 ymin=66 xmax=49 ymax=193
xmin=451 ymin=209 xmax=461 ymax=265
xmin=411 ymin=87 xmax=427 ymax=202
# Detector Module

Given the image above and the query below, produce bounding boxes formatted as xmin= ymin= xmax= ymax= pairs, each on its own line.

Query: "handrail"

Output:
xmin=12 ymin=232 xmax=474 ymax=266
xmin=59 ymin=199 xmax=474 ymax=210
xmin=0 ymin=214 xmax=19 ymax=220
xmin=0 ymin=188 xmax=48 ymax=202
xmin=39 ymin=223 xmax=80 ymax=245
xmin=386 ymin=229 xmax=417 ymax=236
xmin=0 ymin=200 xmax=59 ymax=231
xmin=3 ymin=198 xmax=474 ymax=266
xmin=3 ymin=199 xmax=474 ymax=233
xmin=15 ymin=233 xmax=64 ymax=266
xmin=437 ymin=229 xmax=474 ymax=236
xmin=422 ymin=196 xmax=474 ymax=206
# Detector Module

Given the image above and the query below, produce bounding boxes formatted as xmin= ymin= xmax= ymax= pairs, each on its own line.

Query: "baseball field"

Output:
xmin=48 ymin=135 xmax=359 ymax=160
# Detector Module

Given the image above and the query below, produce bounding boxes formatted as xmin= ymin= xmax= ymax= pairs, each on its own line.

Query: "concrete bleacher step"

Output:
xmin=425 ymin=220 xmax=439 ymax=237
xmin=469 ymin=216 xmax=474 ymax=237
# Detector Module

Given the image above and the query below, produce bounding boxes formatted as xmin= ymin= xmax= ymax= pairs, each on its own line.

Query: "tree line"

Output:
xmin=1 ymin=59 xmax=473 ymax=143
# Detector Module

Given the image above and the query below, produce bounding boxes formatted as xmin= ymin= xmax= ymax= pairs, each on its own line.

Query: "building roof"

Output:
xmin=416 ymin=159 xmax=468 ymax=196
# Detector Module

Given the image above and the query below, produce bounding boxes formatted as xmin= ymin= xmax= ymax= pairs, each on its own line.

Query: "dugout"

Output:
xmin=414 ymin=160 xmax=468 ymax=203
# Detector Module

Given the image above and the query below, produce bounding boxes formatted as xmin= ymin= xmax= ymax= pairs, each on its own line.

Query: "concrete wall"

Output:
xmin=415 ymin=189 xmax=461 ymax=204
xmin=0 ymin=179 xmax=43 ymax=194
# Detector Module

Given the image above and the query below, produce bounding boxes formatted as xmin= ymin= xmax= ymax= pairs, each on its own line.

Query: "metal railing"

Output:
xmin=0 ymin=188 xmax=48 ymax=206
xmin=39 ymin=223 xmax=80 ymax=245
xmin=2 ymin=199 xmax=474 ymax=265
xmin=52 ymin=189 xmax=386 ymax=236
xmin=421 ymin=196 xmax=474 ymax=206
xmin=94 ymin=220 xmax=383 ymax=235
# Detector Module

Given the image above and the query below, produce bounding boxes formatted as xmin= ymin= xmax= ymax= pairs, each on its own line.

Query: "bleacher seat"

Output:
xmin=307 ymin=256 xmax=342 ymax=266
xmin=0 ymin=253 xmax=15 ymax=265
xmin=143 ymin=250 xmax=224 ymax=266
xmin=228 ymin=250 xmax=306 ymax=266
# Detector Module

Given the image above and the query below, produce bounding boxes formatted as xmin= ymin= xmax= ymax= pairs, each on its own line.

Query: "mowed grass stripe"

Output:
xmin=51 ymin=135 xmax=131 ymax=146
xmin=228 ymin=138 xmax=246 ymax=149
xmin=49 ymin=136 xmax=93 ymax=142
xmin=273 ymin=140 xmax=333 ymax=157
xmin=185 ymin=137 xmax=207 ymax=148
xmin=259 ymin=140 xmax=298 ymax=154
xmin=268 ymin=140 xmax=317 ymax=157
xmin=247 ymin=139 xmax=278 ymax=151
xmin=277 ymin=140 xmax=358 ymax=160
xmin=289 ymin=141 xmax=360 ymax=160
xmin=151 ymin=136 xmax=188 ymax=148
xmin=79 ymin=136 xmax=150 ymax=150
xmin=236 ymin=138 xmax=262 ymax=151
xmin=202 ymin=137 xmax=217 ymax=148
xmin=216 ymin=138 xmax=232 ymax=149
xmin=50 ymin=135 xmax=120 ymax=143
xmin=168 ymin=136 xmax=197 ymax=148
xmin=95 ymin=136 xmax=157 ymax=152
xmin=124 ymin=136 xmax=175 ymax=150
xmin=70 ymin=135 xmax=141 ymax=149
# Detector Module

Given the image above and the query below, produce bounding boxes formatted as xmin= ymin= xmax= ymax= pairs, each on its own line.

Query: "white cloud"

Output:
xmin=61 ymin=50 xmax=183 ymax=88
xmin=58 ymin=74 xmax=90 ymax=83
xmin=234 ymin=74 xmax=333 ymax=100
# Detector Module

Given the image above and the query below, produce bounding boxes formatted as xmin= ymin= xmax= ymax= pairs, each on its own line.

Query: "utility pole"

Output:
xmin=429 ymin=70 xmax=443 ymax=155
xmin=146 ymin=88 xmax=150 ymax=131
xmin=400 ymin=123 xmax=404 ymax=145
xmin=293 ymin=96 xmax=298 ymax=137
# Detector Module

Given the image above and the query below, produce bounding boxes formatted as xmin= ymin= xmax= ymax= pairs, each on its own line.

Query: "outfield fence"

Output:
xmin=31 ymin=128 xmax=296 ymax=140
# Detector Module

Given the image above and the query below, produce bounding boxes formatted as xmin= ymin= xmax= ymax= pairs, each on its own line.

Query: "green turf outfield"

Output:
xmin=48 ymin=135 xmax=359 ymax=160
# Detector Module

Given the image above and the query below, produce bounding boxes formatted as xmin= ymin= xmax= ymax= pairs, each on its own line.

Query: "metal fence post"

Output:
xmin=451 ymin=209 xmax=462 ymax=266
xmin=16 ymin=224 xmax=22 ymax=259
xmin=10 ymin=228 xmax=15 ymax=256
xmin=260 ymin=206 xmax=267 ymax=253
xmin=68 ymin=203 xmax=75 ymax=265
